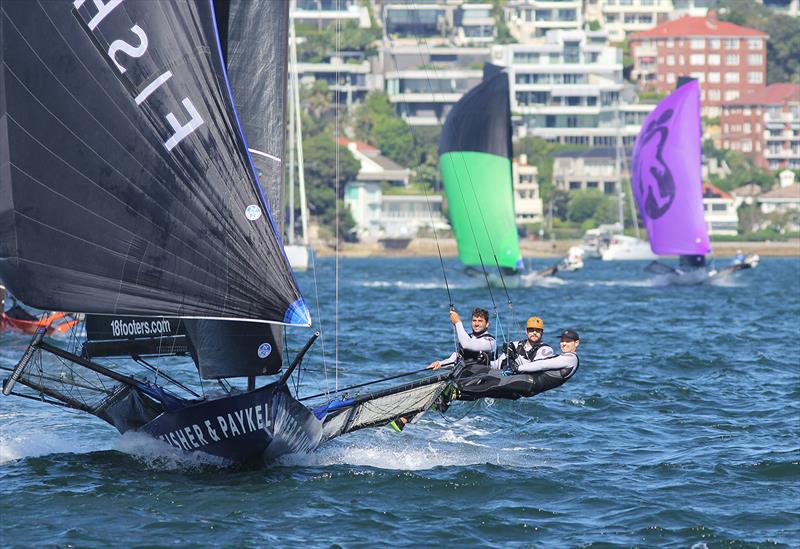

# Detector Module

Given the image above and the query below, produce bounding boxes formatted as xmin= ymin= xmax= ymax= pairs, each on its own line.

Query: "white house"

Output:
xmin=758 ymin=170 xmax=800 ymax=215
xmin=702 ymin=182 xmax=739 ymax=235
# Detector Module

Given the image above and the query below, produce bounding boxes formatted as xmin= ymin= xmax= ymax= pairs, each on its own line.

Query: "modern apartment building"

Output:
xmin=296 ymin=52 xmax=375 ymax=111
xmin=504 ymin=0 xmax=583 ymax=41
xmin=629 ymin=13 xmax=768 ymax=117
xmin=513 ymin=155 xmax=544 ymax=225
xmin=552 ymin=148 xmax=626 ymax=195
xmin=492 ymin=30 xmax=653 ymax=147
xmin=382 ymin=44 xmax=487 ymax=126
xmin=585 ymin=0 xmax=673 ymax=43
xmin=720 ymin=83 xmax=800 ymax=171
xmin=293 ymin=0 xmax=371 ymax=29
xmin=454 ymin=3 xmax=496 ymax=45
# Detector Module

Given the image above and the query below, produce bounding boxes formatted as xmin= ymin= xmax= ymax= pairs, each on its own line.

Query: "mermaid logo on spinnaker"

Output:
xmin=633 ymin=108 xmax=677 ymax=220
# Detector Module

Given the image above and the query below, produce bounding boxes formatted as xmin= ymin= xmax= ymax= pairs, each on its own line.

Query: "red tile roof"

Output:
xmin=729 ymin=83 xmax=800 ymax=106
xmin=630 ymin=15 xmax=767 ymax=40
xmin=336 ymin=136 xmax=379 ymax=154
xmin=703 ymin=182 xmax=732 ymax=200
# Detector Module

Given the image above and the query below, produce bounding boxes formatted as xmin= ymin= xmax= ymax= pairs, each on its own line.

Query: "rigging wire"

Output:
xmin=384 ymin=12 xmax=517 ymax=345
xmin=334 ymin=0 xmax=341 ymax=395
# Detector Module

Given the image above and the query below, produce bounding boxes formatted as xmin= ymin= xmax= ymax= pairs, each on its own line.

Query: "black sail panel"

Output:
xmin=219 ymin=0 xmax=290 ymax=232
xmin=184 ymin=319 xmax=283 ymax=379
xmin=0 ymin=1 xmax=309 ymax=326
xmin=438 ymin=65 xmax=512 ymax=159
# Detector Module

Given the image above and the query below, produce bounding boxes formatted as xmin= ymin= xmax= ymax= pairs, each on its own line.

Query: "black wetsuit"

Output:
xmin=457 ymin=352 xmax=580 ymax=401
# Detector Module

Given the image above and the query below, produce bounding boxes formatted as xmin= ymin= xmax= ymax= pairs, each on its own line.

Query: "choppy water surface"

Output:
xmin=2 ymin=256 xmax=798 ymax=547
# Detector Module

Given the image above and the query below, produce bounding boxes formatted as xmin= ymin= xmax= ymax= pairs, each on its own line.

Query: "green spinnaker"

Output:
xmin=440 ymin=151 xmax=521 ymax=271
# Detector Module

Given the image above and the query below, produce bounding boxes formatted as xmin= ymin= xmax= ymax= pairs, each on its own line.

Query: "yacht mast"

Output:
xmin=289 ymin=6 xmax=309 ymax=246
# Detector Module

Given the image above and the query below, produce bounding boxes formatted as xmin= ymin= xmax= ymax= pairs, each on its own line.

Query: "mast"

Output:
xmin=288 ymin=58 xmax=296 ymax=246
xmin=289 ymin=4 xmax=309 ymax=246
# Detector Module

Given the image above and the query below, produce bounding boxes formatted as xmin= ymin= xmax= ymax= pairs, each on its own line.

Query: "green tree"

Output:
xmin=302 ymin=134 xmax=360 ymax=219
xmin=319 ymin=200 xmax=357 ymax=241
xmin=567 ymin=190 xmax=606 ymax=223
xmin=718 ymin=0 xmax=800 ymax=84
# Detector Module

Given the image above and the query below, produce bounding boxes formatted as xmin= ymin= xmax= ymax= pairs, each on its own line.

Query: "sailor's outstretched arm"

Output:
xmin=429 ymin=351 xmax=458 ymax=369
xmin=516 ymin=352 xmax=577 ymax=373
xmin=454 ymin=322 xmax=495 ymax=352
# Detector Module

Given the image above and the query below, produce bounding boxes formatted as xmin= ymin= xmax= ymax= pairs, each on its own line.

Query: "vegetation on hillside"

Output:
xmin=717 ymin=0 xmax=800 ymax=84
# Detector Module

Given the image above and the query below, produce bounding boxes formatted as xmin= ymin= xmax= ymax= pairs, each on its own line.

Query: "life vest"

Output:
xmin=458 ymin=330 xmax=495 ymax=366
xmin=504 ymin=340 xmax=548 ymax=371
xmin=529 ymin=353 xmax=580 ymax=395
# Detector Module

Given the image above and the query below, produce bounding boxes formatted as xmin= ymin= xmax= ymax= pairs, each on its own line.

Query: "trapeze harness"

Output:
xmin=458 ymin=352 xmax=580 ymax=401
xmin=503 ymin=340 xmax=551 ymax=371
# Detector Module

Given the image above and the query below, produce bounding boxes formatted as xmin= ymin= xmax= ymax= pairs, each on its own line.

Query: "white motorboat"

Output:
xmin=600 ymin=234 xmax=657 ymax=261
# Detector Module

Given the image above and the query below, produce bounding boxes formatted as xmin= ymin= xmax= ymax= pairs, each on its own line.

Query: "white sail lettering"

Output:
xmin=108 ymin=25 xmax=147 ymax=74
xmin=168 ymin=431 xmax=181 ymax=449
xmin=73 ymin=0 xmax=124 ymax=31
xmin=135 ymin=71 xmax=172 ymax=106
xmin=164 ymin=98 xmax=204 ymax=151
xmin=204 ymin=420 xmax=220 ymax=442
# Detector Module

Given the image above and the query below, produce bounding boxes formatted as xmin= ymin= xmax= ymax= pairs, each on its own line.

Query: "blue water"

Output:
xmin=2 ymin=256 xmax=798 ymax=547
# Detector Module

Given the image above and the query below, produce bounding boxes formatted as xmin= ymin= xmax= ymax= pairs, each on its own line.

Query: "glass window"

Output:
xmin=708 ymin=72 xmax=721 ymax=83
xmin=724 ymin=39 xmax=739 ymax=49
xmin=724 ymin=90 xmax=740 ymax=101
xmin=708 ymin=89 xmax=721 ymax=100
xmin=710 ymin=38 xmax=721 ymax=49
xmin=747 ymin=39 xmax=762 ymax=50
xmin=569 ymin=181 xmax=581 ymax=190
xmin=666 ymin=72 xmax=676 ymax=84
xmin=712 ymin=203 xmax=727 ymax=212
xmin=748 ymin=71 xmax=763 ymax=84
xmin=725 ymin=54 xmax=739 ymax=65
xmin=691 ymin=38 xmax=705 ymax=50
xmin=690 ymin=54 xmax=705 ymax=65
xmin=666 ymin=38 xmax=675 ymax=48
xmin=724 ymin=72 xmax=740 ymax=83
xmin=667 ymin=55 xmax=675 ymax=66
xmin=748 ymin=54 xmax=763 ymax=65
xmin=708 ymin=54 xmax=720 ymax=65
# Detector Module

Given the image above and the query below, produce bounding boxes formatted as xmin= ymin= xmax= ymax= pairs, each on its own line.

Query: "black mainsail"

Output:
xmin=0 ymin=0 xmax=462 ymax=465
xmin=0 ymin=0 xmax=309 ymax=325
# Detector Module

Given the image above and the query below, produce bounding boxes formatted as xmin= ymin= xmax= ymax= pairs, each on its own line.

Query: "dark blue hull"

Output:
xmin=140 ymin=383 xmax=322 ymax=464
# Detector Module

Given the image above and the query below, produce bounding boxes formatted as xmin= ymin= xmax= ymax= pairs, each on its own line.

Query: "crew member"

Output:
xmin=428 ymin=307 xmax=496 ymax=371
xmin=491 ymin=316 xmax=554 ymax=371
xmin=457 ymin=329 xmax=581 ymax=401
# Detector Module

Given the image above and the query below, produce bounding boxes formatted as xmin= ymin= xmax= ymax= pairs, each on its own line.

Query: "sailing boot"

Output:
xmin=388 ymin=416 xmax=408 ymax=432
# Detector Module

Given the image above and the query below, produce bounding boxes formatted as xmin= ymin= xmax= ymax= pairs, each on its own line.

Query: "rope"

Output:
xmin=334 ymin=0 xmax=341 ymax=394
xmin=384 ymin=16 xmax=516 ymax=345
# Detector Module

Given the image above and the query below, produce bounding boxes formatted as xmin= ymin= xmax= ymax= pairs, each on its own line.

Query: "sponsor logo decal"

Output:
xmin=257 ymin=343 xmax=272 ymax=359
xmin=245 ymin=204 xmax=262 ymax=221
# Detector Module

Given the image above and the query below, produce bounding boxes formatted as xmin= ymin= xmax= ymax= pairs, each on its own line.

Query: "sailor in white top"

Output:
xmin=428 ymin=307 xmax=497 ymax=370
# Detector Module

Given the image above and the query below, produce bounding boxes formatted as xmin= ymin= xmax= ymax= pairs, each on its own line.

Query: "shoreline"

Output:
xmin=310 ymin=238 xmax=800 ymax=258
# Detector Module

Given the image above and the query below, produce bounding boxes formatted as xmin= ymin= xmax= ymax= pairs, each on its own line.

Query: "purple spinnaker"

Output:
xmin=631 ymin=80 xmax=710 ymax=256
